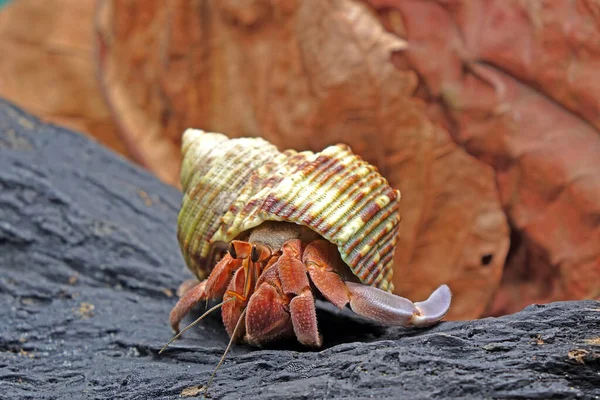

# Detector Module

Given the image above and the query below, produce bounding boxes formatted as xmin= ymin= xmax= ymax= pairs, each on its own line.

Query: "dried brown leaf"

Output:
xmin=96 ymin=0 xmax=509 ymax=319
xmin=367 ymin=0 xmax=600 ymax=314
xmin=0 ymin=0 xmax=126 ymax=155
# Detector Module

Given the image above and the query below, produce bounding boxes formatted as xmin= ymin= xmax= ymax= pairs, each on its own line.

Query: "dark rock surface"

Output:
xmin=0 ymin=98 xmax=599 ymax=400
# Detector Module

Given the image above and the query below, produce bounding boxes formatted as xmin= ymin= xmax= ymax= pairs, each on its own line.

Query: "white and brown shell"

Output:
xmin=178 ymin=129 xmax=401 ymax=292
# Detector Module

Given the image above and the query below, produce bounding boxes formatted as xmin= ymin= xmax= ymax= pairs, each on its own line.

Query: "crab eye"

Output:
xmin=228 ymin=242 xmax=237 ymax=259
xmin=250 ymin=246 xmax=260 ymax=263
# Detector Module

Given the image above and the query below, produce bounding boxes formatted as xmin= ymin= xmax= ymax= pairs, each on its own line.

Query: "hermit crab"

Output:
xmin=163 ymin=129 xmax=451 ymax=360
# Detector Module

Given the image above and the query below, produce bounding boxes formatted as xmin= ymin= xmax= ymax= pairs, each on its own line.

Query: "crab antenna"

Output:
xmin=205 ymin=308 xmax=247 ymax=393
xmin=159 ymin=297 xmax=235 ymax=354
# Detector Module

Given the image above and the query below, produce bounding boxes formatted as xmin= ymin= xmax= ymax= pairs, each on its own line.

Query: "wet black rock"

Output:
xmin=0 ymin=99 xmax=599 ymax=399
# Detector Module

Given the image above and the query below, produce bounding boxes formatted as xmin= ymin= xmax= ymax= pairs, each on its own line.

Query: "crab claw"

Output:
xmin=346 ymin=282 xmax=452 ymax=328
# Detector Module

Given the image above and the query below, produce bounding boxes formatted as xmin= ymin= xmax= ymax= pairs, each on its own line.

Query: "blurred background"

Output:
xmin=1 ymin=0 xmax=598 ymax=321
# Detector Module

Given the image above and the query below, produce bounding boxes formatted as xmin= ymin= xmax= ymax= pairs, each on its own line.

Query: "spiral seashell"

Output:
xmin=178 ymin=129 xmax=401 ymax=291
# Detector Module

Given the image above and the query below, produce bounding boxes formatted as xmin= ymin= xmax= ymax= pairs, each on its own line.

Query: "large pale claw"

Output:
xmin=346 ymin=282 xmax=452 ymax=328
xmin=412 ymin=284 xmax=452 ymax=327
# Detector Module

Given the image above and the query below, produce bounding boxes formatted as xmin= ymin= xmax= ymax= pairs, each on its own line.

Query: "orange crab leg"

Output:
xmin=302 ymin=239 xmax=452 ymax=328
xmin=303 ymin=240 xmax=351 ymax=309
xmin=288 ymin=291 xmax=321 ymax=347
xmin=222 ymin=267 xmax=249 ymax=341
xmin=222 ymin=252 xmax=263 ymax=342
xmin=169 ymin=280 xmax=208 ymax=333
xmin=277 ymin=240 xmax=322 ymax=347
xmin=204 ymin=254 xmax=243 ymax=298
xmin=245 ymin=264 xmax=294 ymax=346
xmin=168 ymin=254 xmax=242 ymax=333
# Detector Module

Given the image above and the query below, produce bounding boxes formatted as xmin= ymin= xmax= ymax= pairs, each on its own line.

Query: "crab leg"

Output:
xmin=222 ymin=266 xmax=250 ymax=342
xmin=346 ymin=282 xmax=452 ymax=327
xmin=169 ymin=280 xmax=208 ymax=333
xmin=303 ymin=240 xmax=451 ymax=328
xmin=244 ymin=265 xmax=293 ymax=346
xmin=169 ymin=253 xmax=242 ymax=333
xmin=204 ymin=254 xmax=243 ymax=298
xmin=303 ymin=240 xmax=351 ymax=309
xmin=278 ymin=240 xmax=323 ymax=347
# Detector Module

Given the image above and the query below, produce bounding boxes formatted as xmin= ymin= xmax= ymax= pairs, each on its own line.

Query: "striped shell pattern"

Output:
xmin=178 ymin=129 xmax=401 ymax=292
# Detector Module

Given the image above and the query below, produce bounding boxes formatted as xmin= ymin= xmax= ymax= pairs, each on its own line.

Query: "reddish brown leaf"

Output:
xmin=0 ymin=0 xmax=126 ymax=155
xmin=366 ymin=0 xmax=600 ymax=314
xmin=96 ymin=0 xmax=509 ymax=319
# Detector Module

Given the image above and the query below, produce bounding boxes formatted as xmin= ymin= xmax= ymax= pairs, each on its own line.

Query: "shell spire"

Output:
xmin=178 ymin=129 xmax=401 ymax=292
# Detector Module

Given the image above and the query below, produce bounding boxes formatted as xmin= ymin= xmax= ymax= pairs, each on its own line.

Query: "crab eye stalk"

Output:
xmin=228 ymin=240 xmax=253 ymax=259
xmin=228 ymin=242 xmax=237 ymax=259
xmin=251 ymin=246 xmax=259 ymax=263
xmin=252 ymin=243 xmax=272 ymax=263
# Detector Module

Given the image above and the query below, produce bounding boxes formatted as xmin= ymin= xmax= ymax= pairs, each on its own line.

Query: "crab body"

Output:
xmin=170 ymin=129 xmax=451 ymax=347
